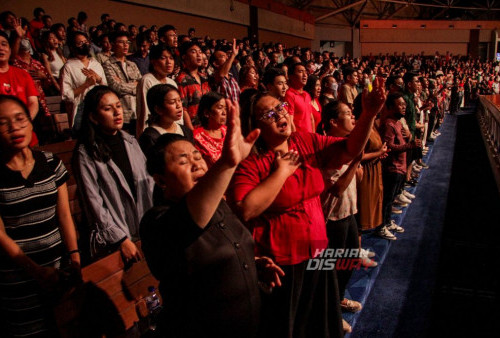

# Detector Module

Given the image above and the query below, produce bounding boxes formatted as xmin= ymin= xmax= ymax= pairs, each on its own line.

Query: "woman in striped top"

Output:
xmin=0 ymin=95 xmax=80 ymax=337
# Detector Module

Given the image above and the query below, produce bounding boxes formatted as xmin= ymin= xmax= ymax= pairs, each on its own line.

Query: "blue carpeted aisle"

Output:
xmin=344 ymin=108 xmax=461 ymax=337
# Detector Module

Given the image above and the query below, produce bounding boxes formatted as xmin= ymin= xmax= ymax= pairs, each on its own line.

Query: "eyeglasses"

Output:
xmin=75 ymin=40 xmax=89 ymax=47
xmin=259 ymin=102 xmax=289 ymax=124
xmin=0 ymin=114 xmax=30 ymax=132
xmin=115 ymin=40 xmax=132 ymax=45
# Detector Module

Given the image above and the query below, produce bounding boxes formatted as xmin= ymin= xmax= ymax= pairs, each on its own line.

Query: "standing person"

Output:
xmin=379 ymin=92 xmax=421 ymax=240
xmin=140 ymin=101 xmax=283 ymax=338
xmin=60 ymin=31 xmax=106 ymax=131
xmin=73 ymin=86 xmax=154 ymax=261
xmin=319 ymin=75 xmax=338 ymax=107
xmin=304 ymin=74 xmax=322 ymax=131
xmin=0 ymin=95 xmax=80 ymax=338
xmin=239 ymin=65 xmax=259 ymax=93
xmin=39 ymin=30 xmax=66 ymax=88
xmin=95 ymin=34 xmax=112 ymax=65
xmin=0 ymin=31 xmax=39 ymax=119
xmin=193 ymin=91 xmax=227 ymax=168
xmin=136 ymin=44 xmax=179 ymax=137
xmin=139 ymin=84 xmax=193 ymax=157
xmin=127 ymin=33 xmax=150 ymax=76
xmin=176 ymin=41 xmax=209 ymax=129
xmin=338 ymin=67 xmax=359 ymax=109
xmin=319 ymin=101 xmax=369 ymax=334
xmin=103 ymin=31 xmax=142 ymax=135
xmin=262 ymin=67 xmax=288 ymax=101
xmin=284 ymin=62 xmax=313 ymax=133
xmin=230 ymin=78 xmax=387 ymax=338
xmin=211 ymin=39 xmax=240 ymax=102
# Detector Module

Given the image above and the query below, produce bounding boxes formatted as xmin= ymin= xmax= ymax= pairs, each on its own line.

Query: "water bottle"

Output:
xmin=145 ymin=286 xmax=161 ymax=331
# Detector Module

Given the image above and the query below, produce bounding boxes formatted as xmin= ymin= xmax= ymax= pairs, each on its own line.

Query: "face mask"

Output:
xmin=20 ymin=38 xmax=32 ymax=52
xmin=76 ymin=43 xmax=90 ymax=55
xmin=331 ymin=82 xmax=338 ymax=91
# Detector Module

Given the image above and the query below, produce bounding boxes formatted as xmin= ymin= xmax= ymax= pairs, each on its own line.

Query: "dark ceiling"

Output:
xmin=281 ymin=0 xmax=500 ymax=26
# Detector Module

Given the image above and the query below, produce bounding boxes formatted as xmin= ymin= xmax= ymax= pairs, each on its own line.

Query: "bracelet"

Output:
xmin=67 ymin=249 xmax=80 ymax=255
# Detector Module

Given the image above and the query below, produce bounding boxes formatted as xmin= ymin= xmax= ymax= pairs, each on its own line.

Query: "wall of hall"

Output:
xmin=360 ymin=19 xmax=500 ymax=56
xmin=4 ymin=0 xmax=313 ymax=47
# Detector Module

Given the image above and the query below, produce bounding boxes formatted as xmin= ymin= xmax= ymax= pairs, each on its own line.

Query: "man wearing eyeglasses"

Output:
xmin=103 ymin=31 xmax=142 ymax=134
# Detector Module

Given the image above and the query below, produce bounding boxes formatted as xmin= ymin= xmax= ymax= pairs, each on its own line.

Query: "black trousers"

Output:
xmin=259 ymin=260 xmax=343 ymax=338
xmin=326 ymin=215 xmax=360 ymax=301
xmin=382 ymin=171 xmax=405 ymax=226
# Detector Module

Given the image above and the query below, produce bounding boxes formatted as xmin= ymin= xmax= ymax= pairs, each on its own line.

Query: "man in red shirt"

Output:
xmin=0 ymin=31 xmax=39 ymax=119
xmin=284 ymin=62 xmax=312 ymax=133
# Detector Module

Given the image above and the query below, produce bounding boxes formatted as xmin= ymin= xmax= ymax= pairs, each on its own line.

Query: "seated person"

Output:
xmin=140 ymin=100 xmax=283 ymax=338
xmin=73 ymin=86 xmax=154 ymax=261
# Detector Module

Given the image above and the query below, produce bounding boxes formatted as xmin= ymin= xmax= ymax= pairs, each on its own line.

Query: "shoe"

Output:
xmin=343 ymin=319 xmax=352 ymax=334
xmin=360 ymin=248 xmax=376 ymax=258
xmin=392 ymin=207 xmax=403 ymax=214
xmin=413 ymin=164 xmax=423 ymax=170
xmin=403 ymin=190 xmax=416 ymax=199
xmin=413 ymin=166 xmax=422 ymax=173
xmin=340 ymin=298 xmax=363 ymax=313
xmin=387 ymin=220 xmax=405 ymax=233
xmin=394 ymin=194 xmax=411 ymax=206
xmin=396 ymin=193 xmax=412 ymax=204
xmin=393 ymin=200 xmax=408 ymax=207
xmin=418 ymin=161 xmax=429 ymax=169
xmin=377 ymin=226 xmax=397 ymax=240
xmin=360 ymin=256 xmax=378 ymax=268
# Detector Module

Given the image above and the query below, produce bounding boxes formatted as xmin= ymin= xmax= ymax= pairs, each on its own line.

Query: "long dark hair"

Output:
xmin=304 ymin=75 xmax=319 ymax=100
xmin=318 ymin=100 xmax=340 ymax=135
xmin=76 ymin=86 xmax=119 ymax=162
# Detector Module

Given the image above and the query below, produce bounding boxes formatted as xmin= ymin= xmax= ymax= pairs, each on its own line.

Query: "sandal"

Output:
xmin=340 ymin=298 xmax=363 ymax=313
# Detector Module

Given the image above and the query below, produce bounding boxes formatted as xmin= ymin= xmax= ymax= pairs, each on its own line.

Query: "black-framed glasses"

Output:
xmin=259 ymin=102 xmax=289 ymax=124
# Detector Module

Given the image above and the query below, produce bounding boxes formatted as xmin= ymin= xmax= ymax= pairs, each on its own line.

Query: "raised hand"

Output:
xmin=232 ymin=38 xmax=239 ymax=57
xmin=362 ymin=76 xmax=387 ymax=118
xmin=12 ymin=17 xmax=25 ymax=38
xmin=220 ymin=99 xmax=260 ymax=167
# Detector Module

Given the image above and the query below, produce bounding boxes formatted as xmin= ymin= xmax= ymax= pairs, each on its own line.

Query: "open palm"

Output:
xmin=221 ymin=99 xmax=260 ymax=167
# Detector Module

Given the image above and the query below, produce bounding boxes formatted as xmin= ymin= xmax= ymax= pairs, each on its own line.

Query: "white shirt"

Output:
xmin=60 ymin=57 xmax=107 ymax=126
xmin=49 ymin=50 xmax=65 ymax=79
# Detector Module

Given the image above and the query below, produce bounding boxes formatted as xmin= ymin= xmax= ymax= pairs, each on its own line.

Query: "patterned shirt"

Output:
xmin=176 ymin=70 xmax=210 ymax=125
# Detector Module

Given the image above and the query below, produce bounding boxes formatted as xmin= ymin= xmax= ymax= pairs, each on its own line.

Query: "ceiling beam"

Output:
xmin=316 ymin=0 xmax=367 ymax=22
xmin=352 ymin=0 xmax=369 ymax=26
xmin=378 ymin=0 xmax=500 ymax=11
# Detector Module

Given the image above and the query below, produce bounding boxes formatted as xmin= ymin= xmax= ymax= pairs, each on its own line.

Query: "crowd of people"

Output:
xmin=0 ymin=6 xmax=495 ymax=338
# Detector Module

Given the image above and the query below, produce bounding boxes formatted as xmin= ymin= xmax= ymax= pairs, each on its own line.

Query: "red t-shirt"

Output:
xmin=0 ymin=66 xmax=39 ymax=103
xmin=285 ymin=87 xmax=314 ymax=133
xmin=229 ymin=132 xmax=345 ymax=266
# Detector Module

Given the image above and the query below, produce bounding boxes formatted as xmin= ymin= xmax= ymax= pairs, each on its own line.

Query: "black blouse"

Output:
xmin=140 ymin=199 xmax=260 ymax=338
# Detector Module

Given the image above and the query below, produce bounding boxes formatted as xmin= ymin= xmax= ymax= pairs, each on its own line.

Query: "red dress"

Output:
xmin=229 ymin=131 xmax=345 ymax=266
xmin=193 ymin=126 xmax=227 ymax=168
